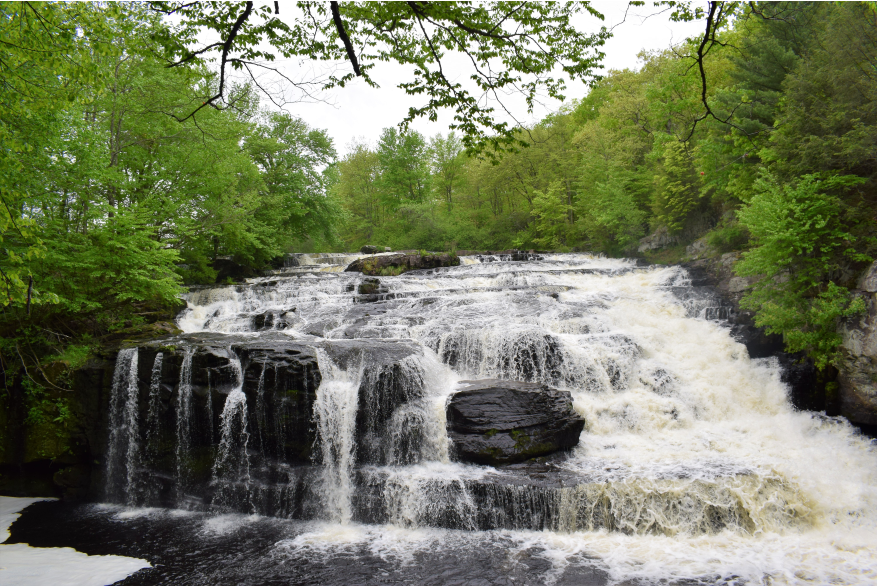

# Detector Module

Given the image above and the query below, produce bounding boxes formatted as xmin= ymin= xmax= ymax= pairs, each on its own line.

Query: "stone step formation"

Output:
xmin=97 ymin=252 xmax=877 ymax=572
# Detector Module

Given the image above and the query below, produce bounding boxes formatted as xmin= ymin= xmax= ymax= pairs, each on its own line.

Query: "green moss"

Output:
xmin=509 ymin=429 xmax=532 ymax=450
xmin=479 ymin=447 xmax=504 ymax=462
xmin=516 ymin=442 xmax=557 ymax=459
xmin=825 ymin=381 xmax=839 ymax=401
xmin=378 ymin=265 xmax=406 ymax=276
xmin=24 ymin=418 xmax=73 ymax=462
xmin=484 ymin=428 xmax=498 ymax=438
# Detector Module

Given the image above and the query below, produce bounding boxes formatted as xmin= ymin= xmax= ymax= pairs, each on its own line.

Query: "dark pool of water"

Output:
xmin=7 ymin=500 xmax=608 ymax=585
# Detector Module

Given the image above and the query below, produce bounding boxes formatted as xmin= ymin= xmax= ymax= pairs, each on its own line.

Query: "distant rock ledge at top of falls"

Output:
xmin=446 ymin=380 xmax=585 ymax=466
xmin=345 ymin=252 xmax=461 ymax=275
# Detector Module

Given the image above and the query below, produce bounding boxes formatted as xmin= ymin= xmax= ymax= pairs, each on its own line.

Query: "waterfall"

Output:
xmin=96 ymin=253 xmax=877 ymax=584
xmin=205 ymin=369 xmax=214 ymax=445
xmin=144 ymin=352 xmax=163 ymax=504
xmin=313 ymin=349 xmax=361 ymax=524
xmin=211 ymin=350 xmax=252 ymax=511
xmin=105 ymin=347 xmax=140 ymax=504
xmin=254 ymin=362 xmax=267 ymax=460
xmin=175 ymin=347 xmax=194 ymax=501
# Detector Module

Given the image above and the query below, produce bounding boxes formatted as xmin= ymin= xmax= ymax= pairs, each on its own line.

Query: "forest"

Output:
xmin=1 ymin=1 xmax=875 ymax=428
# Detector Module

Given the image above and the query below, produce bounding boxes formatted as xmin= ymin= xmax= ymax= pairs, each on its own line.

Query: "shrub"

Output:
xmin=735 ymin=171 xmax=869 ymax=368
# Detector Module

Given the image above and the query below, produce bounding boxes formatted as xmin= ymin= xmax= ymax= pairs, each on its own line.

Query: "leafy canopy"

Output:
xmin=147 ymin=1 xmax=610 ymax=150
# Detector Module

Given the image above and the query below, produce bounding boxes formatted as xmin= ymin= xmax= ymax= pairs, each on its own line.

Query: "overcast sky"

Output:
xmin=260 ymin=2 xmax=706 ymax=155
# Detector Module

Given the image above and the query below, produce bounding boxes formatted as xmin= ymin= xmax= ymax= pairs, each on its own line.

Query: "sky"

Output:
xmin=247 ymin=2 xmax=706 ymax=155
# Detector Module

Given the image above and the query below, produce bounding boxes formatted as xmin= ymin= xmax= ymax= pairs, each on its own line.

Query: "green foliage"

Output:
xmin=330 ymin=4 xmax=876 ymax=370
xmin=736 ymin=172 xmax=870 ymax=367
xmin=0 ymin=4 xmax=349 ymax=432
xmin=150 ymin=1 xmax=610 ymax=151
xmin=531 ymin=182 xmax=572 ymax=250
xmin=706 ymin=223 xmax=749 ymax=253
xmin=652 ymin=141 xmax=703 ymax=234
xmin=0 ymin=1 xmax=874 ymax=407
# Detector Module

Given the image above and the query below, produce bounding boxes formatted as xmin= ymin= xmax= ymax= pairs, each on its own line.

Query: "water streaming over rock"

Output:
xmin=144 ymin=352 xmax=163 ymax=504
xmin=174 ymin=347 xmax=194 ymax=503
xmin=98 ymin=253 xmax=877 ymax=584
xmin=313 ymin=348 xmax=362 ymax=523
xmin=105 ymin=347 xmax=140 ymax=504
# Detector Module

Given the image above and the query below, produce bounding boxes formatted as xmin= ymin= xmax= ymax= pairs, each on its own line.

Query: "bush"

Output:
xmin=735 ymin=171 xmax=869 ymax=367
xmin=706 ymin=223 xmax=749 ymax=253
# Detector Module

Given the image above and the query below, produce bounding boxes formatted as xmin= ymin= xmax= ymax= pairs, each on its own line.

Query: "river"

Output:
xmin=8 ymin=253 xmax=877 ymax=585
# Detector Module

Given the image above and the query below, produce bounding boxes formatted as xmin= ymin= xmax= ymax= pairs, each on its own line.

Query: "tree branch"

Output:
xmin=330 ymin=1 xmax=361 ymax=76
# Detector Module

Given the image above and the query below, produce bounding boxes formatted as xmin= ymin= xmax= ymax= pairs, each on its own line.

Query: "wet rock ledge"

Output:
xmin=345 ymin=252 xmax=459 ymax=276
xmin=447 ymin=380 xmax=585 ymax=466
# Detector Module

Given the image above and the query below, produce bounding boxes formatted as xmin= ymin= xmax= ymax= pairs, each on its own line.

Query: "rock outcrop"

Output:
xmin=345 ymin=252 xmax=460 ymax=276
xmin=838 ymin=262 xmax=877 ymax=426
xmin=638 ymin=227 xmax=680 ymax=253
xmin=446 ymin=380 xmax=584 ymax=466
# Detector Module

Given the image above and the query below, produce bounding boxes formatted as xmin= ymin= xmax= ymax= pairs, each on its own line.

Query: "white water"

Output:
xmin=313 ymin=349 xmax=362 ymax=524
xmin=105 ymin=348 xmax=141 ymax=504
xmin=0 ymin=496 xmax=150 ymax=585
xmin=212 ymin=351 xmax=252 ymax=510
xmin=175 ymin=347 xmax=194 ymax=501
xmin=169 ymin=253 xmax=877 ymax=583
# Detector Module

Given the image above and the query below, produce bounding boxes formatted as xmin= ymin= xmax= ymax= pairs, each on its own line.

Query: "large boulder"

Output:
xmin=446 ymin=380 xmax=584 ymax=466
xmin=638 ymin=227 xmax=679 ymax=253
xmin=360 ymin=245 xmax=381 ymax=254
xmin=345 ymin=252 xmax=460 ymax=276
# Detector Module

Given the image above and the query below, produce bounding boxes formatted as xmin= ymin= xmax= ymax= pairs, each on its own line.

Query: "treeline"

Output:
xmin=333 ymin=2 xmax=876 ymax=368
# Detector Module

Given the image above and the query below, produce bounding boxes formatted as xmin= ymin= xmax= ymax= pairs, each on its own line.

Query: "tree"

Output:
xmin=377 ymin=128 xmax=431 ymax=206
xmin=652 ymin=141 xmax=702 ymax=233
xmin=429 ymin=133 xmax=464 ymax=212
xmin=246 ymin=111 xmax=342 ymax=258
xmin=332 ymin=143 xmax=382 ymax=246
xmin=146 ymin=1 xmax=610 ymax=150
xmin=531 ymin=182 xmax=571 ymax=250
xmin=0 ymin=2 xmax=122 ymax=308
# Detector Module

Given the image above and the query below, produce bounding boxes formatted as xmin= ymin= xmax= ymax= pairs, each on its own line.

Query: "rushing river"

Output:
xmin=11 ymin=253 xmax=877 ymax=585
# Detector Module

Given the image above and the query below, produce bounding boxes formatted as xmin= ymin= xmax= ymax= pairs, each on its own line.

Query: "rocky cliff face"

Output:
xmin=838 ymin=262 xmax=877 ymax=427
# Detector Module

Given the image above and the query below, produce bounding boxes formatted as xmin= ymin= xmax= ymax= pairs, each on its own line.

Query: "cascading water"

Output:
xmin=105 ymin=347 xmax=140 ymax=504
xmin=312 ymin=348 xmax=362 ymax=524
xmin=96 ymin=253 xmax=877 ymax=585
xmin=211 ymin=350 xmax=251 ymax=511
xmin=144 ymin=352 xmax=163 ymax=504
xmin=175 ymin=347 xmax=194 ymax=502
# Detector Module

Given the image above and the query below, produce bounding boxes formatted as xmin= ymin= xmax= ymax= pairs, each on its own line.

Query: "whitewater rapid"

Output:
xmin=109 ymin=253 xmax=877 ymax=584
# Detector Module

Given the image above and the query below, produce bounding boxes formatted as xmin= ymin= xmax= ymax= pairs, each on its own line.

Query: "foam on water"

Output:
xmin=0 ymin=496 xmax=150 ymax=585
